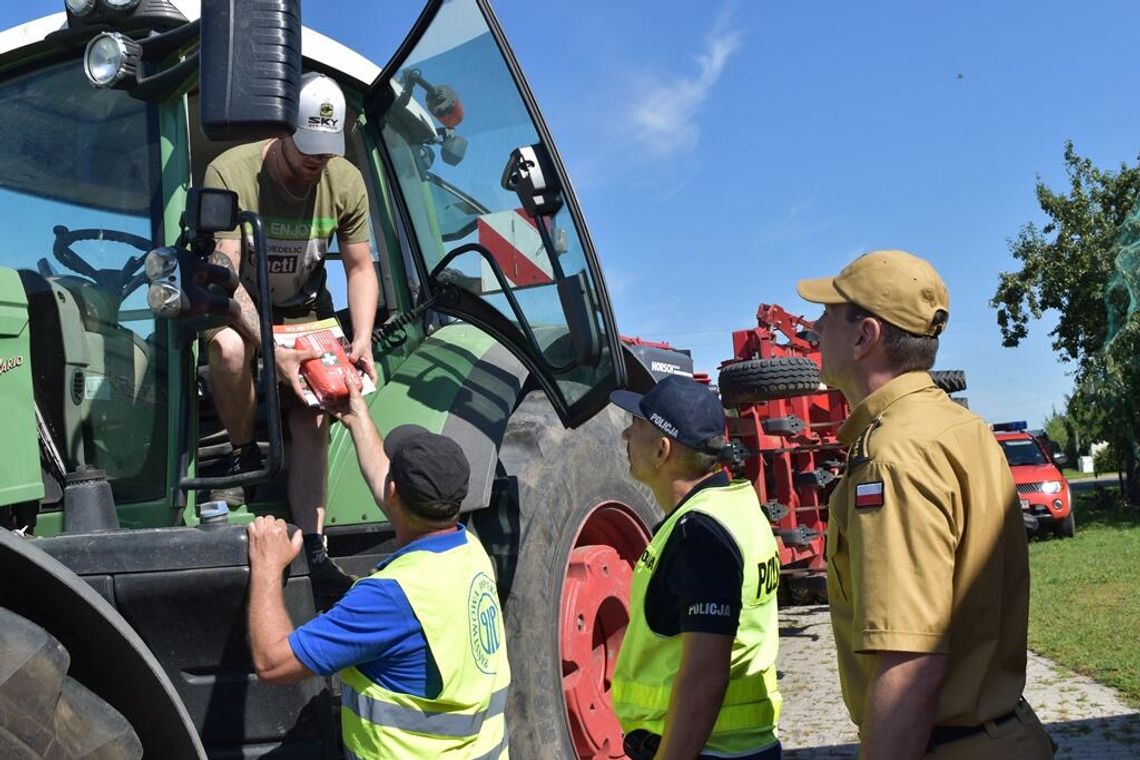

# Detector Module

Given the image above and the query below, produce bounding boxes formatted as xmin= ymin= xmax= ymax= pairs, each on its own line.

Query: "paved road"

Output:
xmin=776 ymin=605 xmax=1140 ymax=758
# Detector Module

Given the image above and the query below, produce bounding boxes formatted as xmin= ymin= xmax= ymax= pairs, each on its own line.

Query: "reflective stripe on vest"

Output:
xmin=341 ymin=682 xmax=509 ymax=738
xmin=345 ymin=731 xmax=509 ymax=760
xmin=340 ymin=529 xmax=511 ymax=759
xmin=612 ymin=480 xmax=783 ymax=754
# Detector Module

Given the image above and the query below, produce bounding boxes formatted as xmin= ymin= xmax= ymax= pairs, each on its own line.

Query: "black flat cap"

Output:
xmin=384 ymin=424 xmax=470 ymax=517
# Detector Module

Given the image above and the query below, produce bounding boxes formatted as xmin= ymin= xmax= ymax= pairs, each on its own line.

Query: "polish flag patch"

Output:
xmin=854 ymin=481 xmax=885 ymax=509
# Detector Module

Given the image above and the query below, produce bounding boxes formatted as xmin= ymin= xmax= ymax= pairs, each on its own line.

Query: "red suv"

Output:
xmin=993 ymin=422 xmax=1075 ymax=538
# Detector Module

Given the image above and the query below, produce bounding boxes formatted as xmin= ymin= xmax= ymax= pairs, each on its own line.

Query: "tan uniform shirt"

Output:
xmin=827 ymin=371 xmax=1029 ymax=727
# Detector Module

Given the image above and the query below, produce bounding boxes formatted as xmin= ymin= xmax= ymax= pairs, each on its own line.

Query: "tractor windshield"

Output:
xmin=378 ymin=0 xmax=618 ymax=412
xmin=0 ymin=59 xmax=167 ymax=506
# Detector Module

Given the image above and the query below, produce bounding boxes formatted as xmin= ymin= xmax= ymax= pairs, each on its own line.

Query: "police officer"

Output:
xmin=610 ymin=375 xmax=782 ymax=760
xmin=245 ymin=376 xmax=509 ymax=759
xmin=797 ymin=250 xmax=1054 ymax=758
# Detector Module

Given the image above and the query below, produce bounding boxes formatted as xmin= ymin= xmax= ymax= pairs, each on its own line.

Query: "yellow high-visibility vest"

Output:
xmin=340 ymin=529 xmax=510 ymax=759
xmin=612 ymin=480 xmax=782 ymax=755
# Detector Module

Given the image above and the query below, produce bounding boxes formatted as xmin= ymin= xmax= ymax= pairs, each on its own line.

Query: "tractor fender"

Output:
xmin=0 ymin=527 xmax=205 ymax=760
xmin=330 ymin=323 xmax=530 ymax=518
xmin=436 ymin=338 xmax=530 ymax=512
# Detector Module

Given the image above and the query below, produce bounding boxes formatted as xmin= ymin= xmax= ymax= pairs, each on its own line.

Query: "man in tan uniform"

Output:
xmin=204 ymin=73 xmax=379 ymax=596
xmin=797 ymin=250 xmax=1054 ymax=758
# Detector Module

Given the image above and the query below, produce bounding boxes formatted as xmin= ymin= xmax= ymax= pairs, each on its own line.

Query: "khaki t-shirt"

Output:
xmin=203 ymin=139 xmax=370 ymax=308
xmin=827 ymin=371 xmax=1029 ymax=727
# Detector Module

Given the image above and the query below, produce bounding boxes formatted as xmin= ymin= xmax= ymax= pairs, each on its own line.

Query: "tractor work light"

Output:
xmin=103 ymin=0 xmax=141 ymax=10
xmin=83 ymin=32 xmax=142 ymax=89
xmin=145 ymin=247 xmax=184 ymax=319
xmin=147 ymin=281 xmax=184 ymax=318
xmin=1040 ymin=480 xmax=1062 ymax=495
xmin=65 ymin=0 xmax=97 ymax=16
xmin=144 ymin=246 xmax=179 ymax=281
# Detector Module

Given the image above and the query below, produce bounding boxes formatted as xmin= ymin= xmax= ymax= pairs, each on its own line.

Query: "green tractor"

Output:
xmin=0 ymin=1 xmax=665 ymax=757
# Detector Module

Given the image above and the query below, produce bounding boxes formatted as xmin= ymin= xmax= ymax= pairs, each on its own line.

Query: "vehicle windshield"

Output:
xmin=999 ymin=438 xmax=1048 ymax=467
xmin=0 ymin=59 xmax=166 ymax=504
xmin=379 ymin=0 xmax=615 ymax=407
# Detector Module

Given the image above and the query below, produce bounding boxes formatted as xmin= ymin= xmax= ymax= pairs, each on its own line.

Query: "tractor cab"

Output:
xmin=0 ymin=0 xmax=626 ymax=538
xmin=0 ymin=3 xmax=648 ymax=758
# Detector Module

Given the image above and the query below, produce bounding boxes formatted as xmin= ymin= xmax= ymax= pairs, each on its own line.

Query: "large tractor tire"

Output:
xmin=718 ymin=357 xmax=822 ymax=406
xmin=491 ymin=393 xmax=661 ymax=760
xmin=0 ymin=608 xmax=142 ymax=760
xmin=930 ymin=370 xmax=967 ymax=395
xmin=0 ymin=527 xmax=204 ymax=760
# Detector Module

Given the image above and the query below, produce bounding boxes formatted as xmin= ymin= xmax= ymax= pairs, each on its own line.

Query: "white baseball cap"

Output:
xmin=293 ymin=72 xmax=346 ymax=157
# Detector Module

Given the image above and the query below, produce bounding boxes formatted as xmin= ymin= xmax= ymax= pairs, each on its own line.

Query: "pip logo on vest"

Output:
xmin=468 ymin=573 xmax=502 ymax=674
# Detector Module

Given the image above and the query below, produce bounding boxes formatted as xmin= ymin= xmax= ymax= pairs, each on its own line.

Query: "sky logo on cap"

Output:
xmin=308 ymin=101 xmax=339 ymax=130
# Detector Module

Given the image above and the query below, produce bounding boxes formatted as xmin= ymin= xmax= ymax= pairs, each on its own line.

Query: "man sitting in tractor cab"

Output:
xmin=202 ymin=73 xmax=379 ymax=594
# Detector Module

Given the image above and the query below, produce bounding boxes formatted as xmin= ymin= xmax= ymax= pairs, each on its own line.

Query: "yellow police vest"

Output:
xmin=612 ymin=480 xmax=782 ymax=755
xmin=339 ymin=529 xmax=510 ymax=760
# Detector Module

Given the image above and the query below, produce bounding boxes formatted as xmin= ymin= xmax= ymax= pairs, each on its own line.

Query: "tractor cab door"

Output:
xmin=365 ymin=0 xmax=625 ymax=427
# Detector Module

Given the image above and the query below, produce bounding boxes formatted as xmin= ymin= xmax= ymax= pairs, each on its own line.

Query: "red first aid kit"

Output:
xmin=295 ymin=330 xmax=354 ymax=405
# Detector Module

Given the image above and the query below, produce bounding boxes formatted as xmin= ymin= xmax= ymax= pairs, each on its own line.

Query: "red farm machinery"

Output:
xmin=716 ymin=305 xmax=843 ymax=603
xmin=714 ymin=304 xmax=967 ymax=604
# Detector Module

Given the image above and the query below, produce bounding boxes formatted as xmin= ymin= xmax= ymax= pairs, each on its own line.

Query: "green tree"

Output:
xmin=1041 ymin=407 xmax=1074 ymax=464
xmin=992 ymin=142 xmax=1140 ymax=500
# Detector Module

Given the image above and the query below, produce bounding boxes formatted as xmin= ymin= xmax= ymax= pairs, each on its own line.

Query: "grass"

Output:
xmin=1027 ymin=489 xmax=1140 ymax=706
xmin=1061 ymin=467 xmax=1120 ymax=481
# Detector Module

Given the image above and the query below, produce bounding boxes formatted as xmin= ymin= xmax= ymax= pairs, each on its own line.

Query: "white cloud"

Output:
xmin=603 ymin=267 xmax=642 ymax=297
xmin=629 ymin=10 xmax=743 ymax=159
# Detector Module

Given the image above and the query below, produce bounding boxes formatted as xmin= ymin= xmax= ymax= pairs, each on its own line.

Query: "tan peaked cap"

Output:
xmin=796 ymin=250 xmax=950 ymax=337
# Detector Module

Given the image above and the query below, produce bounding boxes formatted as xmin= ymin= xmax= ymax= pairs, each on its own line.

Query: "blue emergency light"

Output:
xmin=991 ymin=421 xmax=1028 ymax=432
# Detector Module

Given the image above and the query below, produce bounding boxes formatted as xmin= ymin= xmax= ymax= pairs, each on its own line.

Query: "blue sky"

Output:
xmin=8 ymin=1 xmax=1139 ymax=427
xmin=314 ymin=0 xmax=1140 ymax=427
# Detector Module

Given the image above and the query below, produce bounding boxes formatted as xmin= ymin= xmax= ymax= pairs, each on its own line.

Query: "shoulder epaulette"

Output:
xmin=847 ymin=418 xmax=881 ymax=467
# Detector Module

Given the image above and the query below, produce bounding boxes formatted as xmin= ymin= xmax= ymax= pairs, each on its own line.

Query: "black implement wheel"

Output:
xmin=930 ymin=370 xmax=967 ymax=394
xmin=0 ymin=608 xmax=142 ymax=760
xmin=1054 ymin=511 xmax=1076 ymax=539
xmin=718 ymin=357 xmax=821 ymax=406
xmin=483 ymin=394 xmax=661 ymax=760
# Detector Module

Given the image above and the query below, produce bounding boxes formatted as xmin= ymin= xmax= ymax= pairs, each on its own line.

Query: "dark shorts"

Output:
xmin=201 ymin=288 xmax=336 ymax=345
xmin=202 ymin=289 xmax=337 ymax=412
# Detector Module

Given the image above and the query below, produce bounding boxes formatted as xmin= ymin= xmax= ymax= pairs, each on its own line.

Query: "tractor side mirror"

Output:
xmin=501 ymin=143 xmax=563 ymax=218
xmin=441 ymin=131 xmax=469 ymax=166
xmin=199 ymin=0 xmax=301 ymax=141
xmin=186 ymin=188 xmax=240 ymax=234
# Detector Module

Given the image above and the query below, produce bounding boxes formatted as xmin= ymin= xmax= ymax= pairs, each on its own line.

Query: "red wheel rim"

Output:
xmin=560 ymin=501 xmax=652 ymax=759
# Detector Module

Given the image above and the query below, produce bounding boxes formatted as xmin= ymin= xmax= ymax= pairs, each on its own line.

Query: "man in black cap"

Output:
xmin=245 ymin=376 xmax=510 ymax=759
xmin=609 ymin=375 xmax=783 ymax=760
